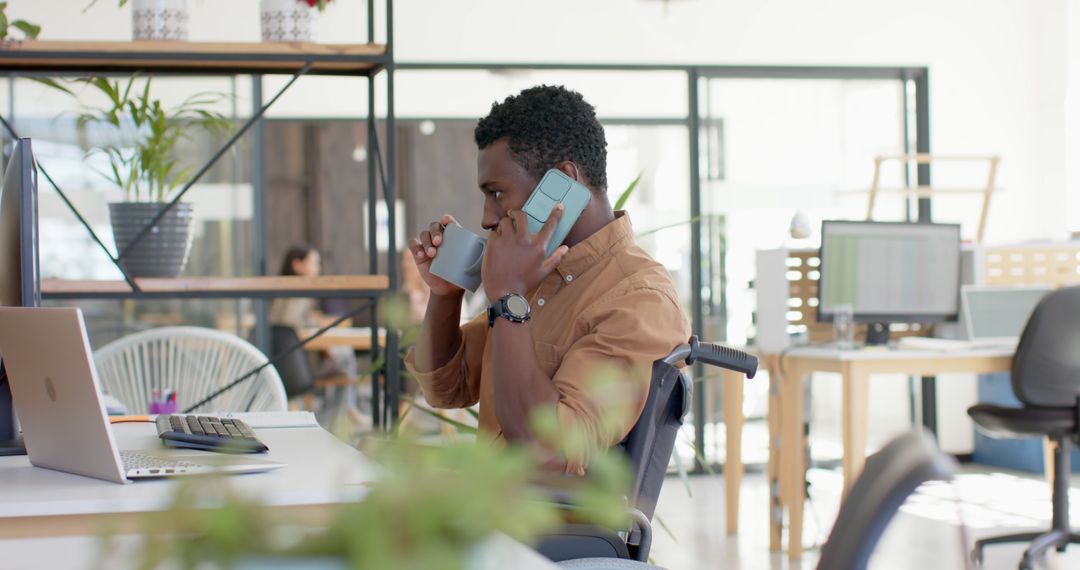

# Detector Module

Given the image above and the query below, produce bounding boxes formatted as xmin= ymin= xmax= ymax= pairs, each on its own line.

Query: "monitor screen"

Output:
xmin=0 ymin=138 xmax=38 ymax=443
xmin=817 ymin=220 xmax=961 ymax=323
xmin=963 ymin=286 xmax=1049 ymax=341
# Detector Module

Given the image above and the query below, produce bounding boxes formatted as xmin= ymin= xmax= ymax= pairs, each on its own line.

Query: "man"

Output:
xmin=405 ymin=85 xmax=689 ymax=473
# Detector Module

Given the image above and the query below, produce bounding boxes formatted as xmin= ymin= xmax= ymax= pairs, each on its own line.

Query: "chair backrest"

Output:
xmin=817 ymin=429 xmax=957 ymax=570
xmin=1011 ymin=285 xmax=1080 ymax=407
xmin=617 ymin=359 xmax=692 ymax=521
xmin=94 ymin=326 xmax=288 ymax=414
xmin=270 ymin=325 xmax=316 ymax=398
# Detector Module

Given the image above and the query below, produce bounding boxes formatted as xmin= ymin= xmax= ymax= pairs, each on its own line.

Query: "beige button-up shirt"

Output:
xmin=405 ymin=212 xmax=690 ymax=469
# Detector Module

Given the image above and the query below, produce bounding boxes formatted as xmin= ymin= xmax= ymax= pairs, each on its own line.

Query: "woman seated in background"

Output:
xmin=270 ymin=245 xmax=331 ymax=332
xmin=270 ymin=245 xmax=356 ymax=381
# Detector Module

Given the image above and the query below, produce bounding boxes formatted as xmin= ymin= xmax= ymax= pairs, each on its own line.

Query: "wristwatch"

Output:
xmin=488 ymin=293 xmax=532 ymax=327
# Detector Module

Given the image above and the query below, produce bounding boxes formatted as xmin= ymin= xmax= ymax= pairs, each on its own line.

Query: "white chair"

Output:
xmin=93 ymin=327 xmax=288 ymax=414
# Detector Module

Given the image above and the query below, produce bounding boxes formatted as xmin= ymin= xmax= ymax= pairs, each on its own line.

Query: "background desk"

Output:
xmin=301 ymin=327 xmax=386 ymax=352
xmin=764 ymin=345 xmax=1006 ymax=557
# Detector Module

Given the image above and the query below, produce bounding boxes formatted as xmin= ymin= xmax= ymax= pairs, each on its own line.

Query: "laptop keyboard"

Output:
xmin=120 ymin=450 xmax=201 ymax=470
xmin=155 ymin=414 xmax=269 ymax=453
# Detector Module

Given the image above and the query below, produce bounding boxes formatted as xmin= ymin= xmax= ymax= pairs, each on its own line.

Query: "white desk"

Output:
xmin=770 ymin=345 xmax=1013 ymax=559
xmin=0 ymin=422 xmax=557 ymax=569
xmin=0 ymin=423 xmax=379 ymax=538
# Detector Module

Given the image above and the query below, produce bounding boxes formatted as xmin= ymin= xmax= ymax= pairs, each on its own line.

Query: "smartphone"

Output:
xmin=521 ymin=169 xmax=592 ymax=258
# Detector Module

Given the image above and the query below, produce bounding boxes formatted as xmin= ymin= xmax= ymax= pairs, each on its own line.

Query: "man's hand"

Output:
xmin=483 ymin=205 xmax=570 ymax=300
xmin=408 ymin=214 xmax=466 ymax=298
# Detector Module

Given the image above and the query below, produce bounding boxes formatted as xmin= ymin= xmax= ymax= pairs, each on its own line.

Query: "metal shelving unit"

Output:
xmin=0 ymin=1 xmax=403 ymax=428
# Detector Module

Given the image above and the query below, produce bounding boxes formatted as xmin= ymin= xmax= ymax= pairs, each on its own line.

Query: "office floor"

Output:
xmin=649 ymin=465 xmax=1080 ymax=569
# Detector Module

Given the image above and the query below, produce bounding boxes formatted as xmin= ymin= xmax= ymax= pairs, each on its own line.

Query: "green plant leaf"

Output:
xmin=0 ymin=10 xmax=9 ymax=40
xmin=613 ymin=171 xmax=643 ymax=211
xmin=635 ymin=215 xmax=702 ymax=238
xmin=670 ymin=445 xmax=693 ymax=498
xmin=654 ymin=513 xmax=679 ymax=544
xmin=403 ymin=399 xmax=478 ymax=434
xmin=11 ymin=20 xmax=39 ymax=39
xmin=31 ymin=77 xmax=75 ymax=96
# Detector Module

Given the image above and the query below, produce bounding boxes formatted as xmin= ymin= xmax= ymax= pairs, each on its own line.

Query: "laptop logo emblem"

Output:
xmin=45 ymin=376 xmax=57 ymax=402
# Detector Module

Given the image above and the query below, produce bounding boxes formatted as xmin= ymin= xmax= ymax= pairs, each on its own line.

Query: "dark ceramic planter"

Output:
xmin=109 ymin=202 xmax=194 ymax=278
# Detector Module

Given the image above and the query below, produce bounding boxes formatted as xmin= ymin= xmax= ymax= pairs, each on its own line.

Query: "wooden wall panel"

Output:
xmin=402 ymin=121 xmax=483 ymax=237
xmin=265 ymin=121 xmax=310 ymax=276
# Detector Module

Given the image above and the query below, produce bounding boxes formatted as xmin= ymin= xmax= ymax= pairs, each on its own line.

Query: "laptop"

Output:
xmin=0 ymin=307 xmax=284 ymax=484
xmin=961 ymin=285 xmax=1051 ymax=347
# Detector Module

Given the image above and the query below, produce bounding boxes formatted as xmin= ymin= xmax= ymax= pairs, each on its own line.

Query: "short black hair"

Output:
xmin=475 ymin=85 xmax=607 ymax=190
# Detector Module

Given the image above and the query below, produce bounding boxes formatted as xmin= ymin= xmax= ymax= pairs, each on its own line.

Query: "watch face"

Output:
xmin=506 ymin=295 xmax=530 ymax=318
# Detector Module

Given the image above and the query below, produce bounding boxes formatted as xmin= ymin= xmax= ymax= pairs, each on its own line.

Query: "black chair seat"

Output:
xmin=967 ymin=404 xmax=1076 ymax=439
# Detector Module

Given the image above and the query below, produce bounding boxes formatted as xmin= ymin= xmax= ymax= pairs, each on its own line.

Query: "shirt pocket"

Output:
xmin=533 ymin=341 xmax=562 ymax=376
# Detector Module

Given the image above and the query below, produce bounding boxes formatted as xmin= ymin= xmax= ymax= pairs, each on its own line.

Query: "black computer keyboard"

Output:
xmin=155 ymin=414 xmax=269 ymax=453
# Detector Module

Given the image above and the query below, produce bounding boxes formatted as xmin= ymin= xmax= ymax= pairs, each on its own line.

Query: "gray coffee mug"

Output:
xmin=429 ymin=223 xmax=487 ymax=292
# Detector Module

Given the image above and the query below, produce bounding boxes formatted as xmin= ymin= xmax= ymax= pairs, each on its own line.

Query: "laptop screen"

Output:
xmin=964 ymin=287 xmax=1050 ymax=340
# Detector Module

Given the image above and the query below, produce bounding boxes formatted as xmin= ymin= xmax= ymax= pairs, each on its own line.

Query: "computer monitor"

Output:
xmin=817 ymin=220 xmax=961 ymax=345
xmin=0 ymin=138 xmax=39 ymax=448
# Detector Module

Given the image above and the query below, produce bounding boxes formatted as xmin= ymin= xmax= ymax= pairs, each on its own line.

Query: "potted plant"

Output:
xmin=45 ymin=76 xmax=232 ymax=277
xmin=261 ymin=0 xmax=333 ymax=42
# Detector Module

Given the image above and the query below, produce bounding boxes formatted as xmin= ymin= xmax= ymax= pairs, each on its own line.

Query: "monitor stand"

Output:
xmin=865 ymin=322 xmax=891 ymax=346
xmin=0 ymin=438 xmax=25 ymax=456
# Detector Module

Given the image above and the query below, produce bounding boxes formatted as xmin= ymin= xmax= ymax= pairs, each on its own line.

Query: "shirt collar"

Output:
xmin=556 ymin=211 xmax=634 ymax=280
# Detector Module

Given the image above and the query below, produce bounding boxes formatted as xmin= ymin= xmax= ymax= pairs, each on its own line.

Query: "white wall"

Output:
xmin=1068 ymin=1 xmax=1080 ymax=237
xmin=390 ymin=0 xmax=1071 ymax=243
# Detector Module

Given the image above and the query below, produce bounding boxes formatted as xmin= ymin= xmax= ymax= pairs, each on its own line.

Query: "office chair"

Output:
xmin=967 ymin=285 xmax=1080 ymax=569
xmin=817 ymin=429 xmax=958 ymax=570
xmin=537 ymin=337 xmax=758 ymax=563
xmin=271 ymin=325 xmax=364 ymax=425
xmin=270 ymin=325 xmax=318 ymax=399
xmin=94 ymin=326 xmax=288 ymax=414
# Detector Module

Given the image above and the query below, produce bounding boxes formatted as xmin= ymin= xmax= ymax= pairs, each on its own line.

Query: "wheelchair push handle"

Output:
xmin=661 ymin=335 xmax=758 ymax=379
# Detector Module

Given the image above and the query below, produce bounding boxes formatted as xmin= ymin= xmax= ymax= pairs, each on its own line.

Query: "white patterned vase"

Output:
xmin=261 ymin=0 xmax=318 ymax=42
xmin=132 ymin=0 xmax=189 ymax=41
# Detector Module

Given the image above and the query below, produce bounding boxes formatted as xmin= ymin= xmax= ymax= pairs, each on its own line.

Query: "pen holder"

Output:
xmin=149 ymin=400 xmax=178 ymax=414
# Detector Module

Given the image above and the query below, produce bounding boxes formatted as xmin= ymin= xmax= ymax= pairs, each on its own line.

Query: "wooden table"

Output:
xmin=301 ymin=327 xmax=385 ymax=352
xmin=721 ymin=345 xmax=1013 ymax=559
xmin=768 ymin=345 xmax=1010 ymax=557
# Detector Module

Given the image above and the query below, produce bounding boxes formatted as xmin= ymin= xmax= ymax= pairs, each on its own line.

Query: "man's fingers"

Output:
xmin=509 ymin=209 xmax=529 ymax=237
xmin=419 ymin=230 xmax=437 ymax=258
xmin=440 ymin=214 xmax=458 ymax=227
xmin=537 ymin=203 xmax=565 ymax=245
xmin=408 ymin=238 xmax=425 ymax=260
xmin=541 ymin=245 xmax=570 ymax=273
xmin=497 ymin=215 xmax=515 ymax=237
xmin=429 ymin=221 xmax=444 ymax=246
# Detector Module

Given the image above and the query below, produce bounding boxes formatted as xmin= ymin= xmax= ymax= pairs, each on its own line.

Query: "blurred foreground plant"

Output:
xmin=115 ymin=380 xmax=635 ymax=570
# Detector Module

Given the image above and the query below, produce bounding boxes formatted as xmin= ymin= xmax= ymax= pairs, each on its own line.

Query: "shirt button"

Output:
xmin=537 ymin=298 xmax=546 ymax=307
xmin=565 ymin=274 xmax=573 ymax=282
